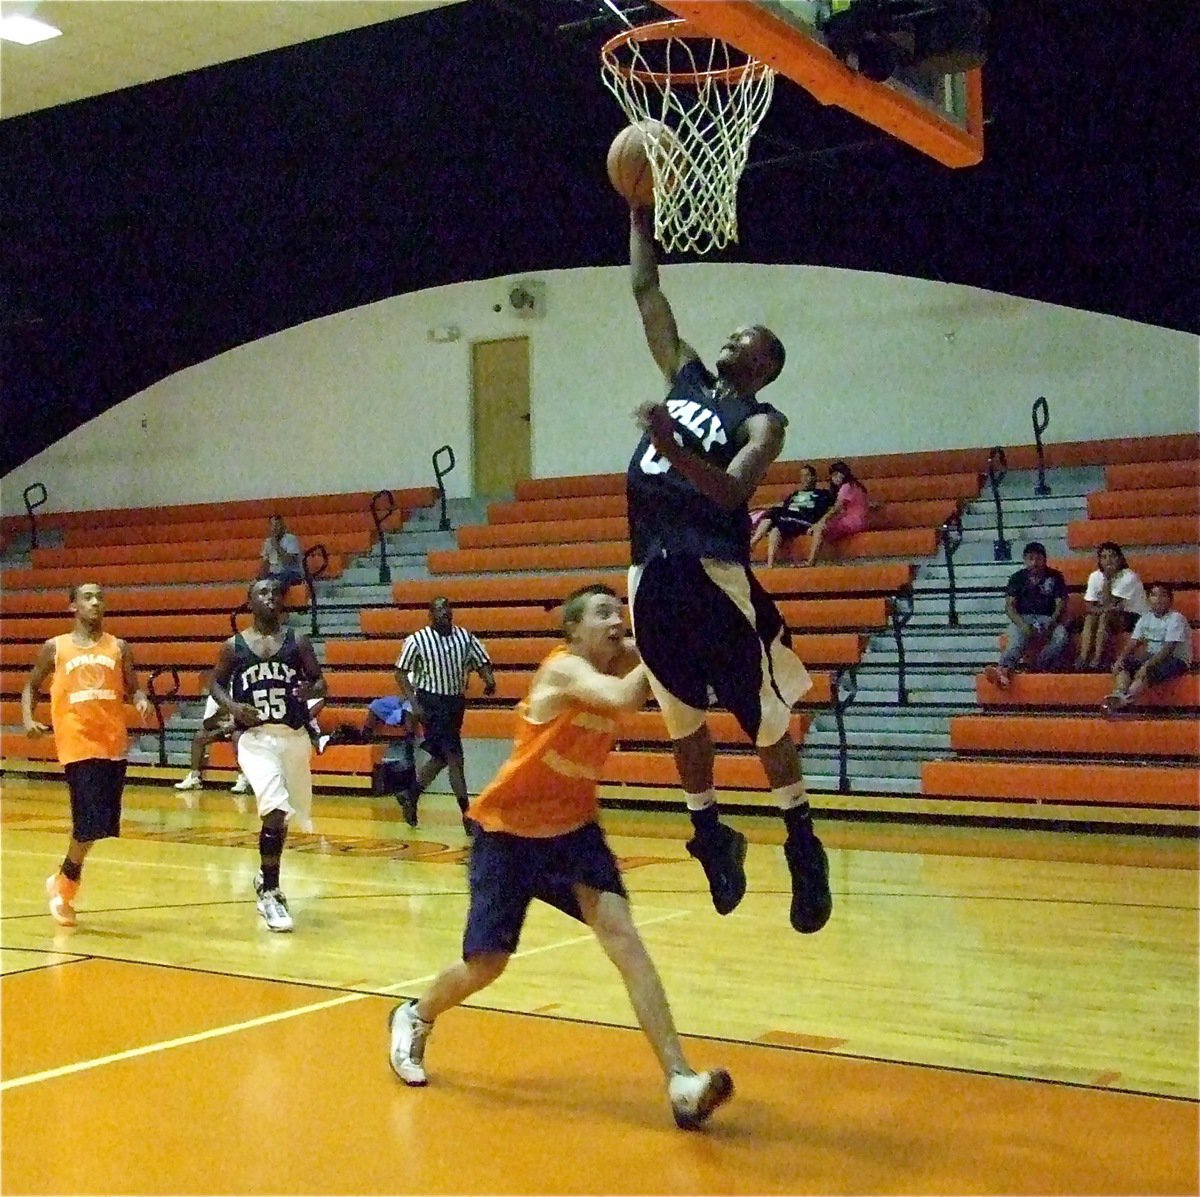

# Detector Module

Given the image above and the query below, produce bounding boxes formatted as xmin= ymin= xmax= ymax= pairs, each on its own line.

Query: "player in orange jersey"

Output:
xmin=21 ymin=582 xmax=153 ymax=927
xmin=386 ymin=583 xmax=733 ymax=1131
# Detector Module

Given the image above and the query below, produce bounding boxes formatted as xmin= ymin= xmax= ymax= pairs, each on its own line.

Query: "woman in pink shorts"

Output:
xmin=804 ymin=461 xmax=870 ymax=566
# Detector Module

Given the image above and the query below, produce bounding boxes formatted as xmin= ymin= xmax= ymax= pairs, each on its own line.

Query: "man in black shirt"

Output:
xmin=624 ymin=204 xmax=831 ymax=936
xmin=984 ymin=541 xmax=1070 ymax=688
xmin=211 ymin=577 xmax=326 ymax=932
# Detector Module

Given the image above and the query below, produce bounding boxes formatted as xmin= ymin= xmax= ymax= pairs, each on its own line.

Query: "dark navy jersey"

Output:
xmin=229 ymin=629 xmax=309 ymax=730
xmin=627 ymin=358 xmax=785 ymax=564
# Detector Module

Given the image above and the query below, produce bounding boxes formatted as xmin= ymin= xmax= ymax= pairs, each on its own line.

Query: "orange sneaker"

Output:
xmin=46 ymin=873 xmax=79 ymax=927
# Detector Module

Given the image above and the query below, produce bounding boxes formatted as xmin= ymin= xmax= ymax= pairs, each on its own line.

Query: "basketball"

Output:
xmin=606 ymin=121 xmax=673 ymax=206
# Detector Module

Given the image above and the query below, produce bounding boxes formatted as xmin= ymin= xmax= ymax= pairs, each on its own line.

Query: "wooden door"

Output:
xmin=471 ymin=337 xmax=531 ymax=495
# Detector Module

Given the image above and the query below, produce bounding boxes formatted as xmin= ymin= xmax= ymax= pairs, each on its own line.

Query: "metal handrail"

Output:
xmin=832 ymin=666 xmax=859 ymax=795
xmin=370 ymin=489 xmax=397 ymax=585
xmin=987 ymin=446 xmax=1012 ymax=562
xmin=432 ymin=444 xmax=456 ymax=532
xmin=939 ymin=509 xmax=964 ymax=627
xmin=1032 ymin=396 xmax=1051 ymax=496
xmin=303 ymin=545 xmax=329 ymax=637
xmin=887 ymin=583 xmax=915 ymax=705
xmin=147 ymin=666 xmax=181 ymax=768
xmin=23 ymin=482 xmax=47 ymax=550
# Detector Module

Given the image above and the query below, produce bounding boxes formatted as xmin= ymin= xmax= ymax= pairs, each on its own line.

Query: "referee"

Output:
xmin=395 ymin=596 xmax=496 ymax=831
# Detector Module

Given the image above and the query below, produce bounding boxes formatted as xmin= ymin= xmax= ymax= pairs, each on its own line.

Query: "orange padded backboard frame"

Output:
xmin=655 ymin=0 xmax=984 ymax=167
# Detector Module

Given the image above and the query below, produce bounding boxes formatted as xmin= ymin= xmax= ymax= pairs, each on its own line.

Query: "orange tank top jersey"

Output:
xmin=49 ymin=632 xmax=129 ymax=765
xmin=468 ymin=648 xmax=623 ymax=838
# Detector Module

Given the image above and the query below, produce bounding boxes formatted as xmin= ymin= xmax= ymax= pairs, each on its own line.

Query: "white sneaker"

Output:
xmin=256 ymin=887 xmax=293 ymax=932
xmin=316 ymin=734 xmax=331 ymax=755
xmin=388 ymin=1000 xmax=431 ymax=1086
xmin=668 ymin=1069 xmax=734 ymax=1130
xmin=230 ymin=774 xmax=250 ymax=794
xmin=175 ymin=772 xmax=202 ymax=791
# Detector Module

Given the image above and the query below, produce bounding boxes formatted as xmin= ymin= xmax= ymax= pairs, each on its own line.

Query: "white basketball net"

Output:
xmin=601 ymin=23 xmax=775 ymax=255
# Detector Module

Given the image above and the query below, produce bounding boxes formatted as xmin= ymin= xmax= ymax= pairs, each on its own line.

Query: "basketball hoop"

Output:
xmin=600 ymin=18 xmax=775 ymax=255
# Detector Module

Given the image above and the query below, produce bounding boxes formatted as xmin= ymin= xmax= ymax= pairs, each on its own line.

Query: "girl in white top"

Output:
xmin=1076 ymin=541 xmax=1149 ymax=670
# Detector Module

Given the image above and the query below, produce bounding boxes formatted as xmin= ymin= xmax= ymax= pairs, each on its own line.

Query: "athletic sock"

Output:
xmin=61 ymin=857 xmax=83 ymax=883
xmin=780 ymin=801 xmax=814 ymax=843
xmin=687 ymin=792 xmax=720 ymax=838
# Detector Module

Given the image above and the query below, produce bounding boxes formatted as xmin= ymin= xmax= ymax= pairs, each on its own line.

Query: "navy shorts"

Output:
xmin=1137 ymin=653 xmax=1189 ymax=685
xmin=417 ymin=690 xmax=466 ymax=762
xmin=629 ymin=555 xmax=811 ymax=747
xmin=462 ymin=822 xmax=627 ymax=958
xmin=65 ymin=758 xmax=127 ymax=843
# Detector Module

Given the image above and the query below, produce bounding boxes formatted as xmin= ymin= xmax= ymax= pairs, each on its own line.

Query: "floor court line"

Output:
xmin=0 ymin=908 xmax=689 ymax=1092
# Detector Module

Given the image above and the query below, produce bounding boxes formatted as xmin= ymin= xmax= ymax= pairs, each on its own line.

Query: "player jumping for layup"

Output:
xmin=210 ymin=578 xmax=327 ymax=932
xmin=624 ymin=203 xmax=831 ymax=934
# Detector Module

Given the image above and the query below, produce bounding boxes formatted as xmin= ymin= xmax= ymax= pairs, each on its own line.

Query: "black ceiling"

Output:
xmin=1 ymin=0 xmax=1194 ymax=474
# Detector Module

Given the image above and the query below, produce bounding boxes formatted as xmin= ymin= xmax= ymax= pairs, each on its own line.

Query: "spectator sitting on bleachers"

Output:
xmin=984 ymin=541 xmax=1069 ymax=688
xmin=803 ymin=461 xmax=870 ymax=567
xmin=259 ymin=515 xmax=305 ymax=595
xmin=362 ymin=695 xmax=416 ymax=741
xmin=1101 ymin=583 xmax=1192 ymax=715
xmin=749 ymin=465 xmax=835 ymax=567
xmin=1075 ymin=541 xmax=1149 ymax=670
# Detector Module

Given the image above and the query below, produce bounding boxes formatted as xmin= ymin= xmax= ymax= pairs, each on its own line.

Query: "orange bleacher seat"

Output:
xmin=1104 ymin=460 xmax=1200 ymax=492
xmin=921 ymin=760 xmax=1198 ymax=807
xmin=492 ymin=473 xmax=979 ymax=524
xmin=392 ymin=564 xmax=914 ymax=607
xmin=430 ymin=533 xmax=933 ymax=576
xmin=602 ymin=750 xmax=773 ymax=790
xmin=0 ymin=733 xmax=63 ymax=762
xmin=458 ymin=501 xmax=959 ymax=551
xmin=1053 ymin=592 xmax=1200 ymax=626
xmin=1 ymin=559 xmax=320 ymax=591
xmin=323 ymin=668 xmax=835 ymax=707
xmin=2 ymin=640 xmax=223 ymax=670
xmin=207 ymin=740 xmax=386 ymax=775
xmin=1051 ymin=553 xmax=1200 ymax=589
xmin=0 ymin=488 xmax=437 ymax=538
xmin=31 ymin=531 xmax=372 ymax=570
xmin=506 ymin=435 xmax=1196 ymax=508
xmin=63 ymin=510 xmax=388 ymax=550
xmin=326 ymin=633 xmax=862 ymax=669
xmin=1066 ymin=516 xmax=1200 ymax=551
xmin=0 ymin=700 xmax=174 ymax=730
xmin=2 ymin=613 xmax=247 ymax=642
xmin=1087 ymin=487 xmax=1200 ymax=520
xmin=949 ymin=715 xmax=1200 ymax=758
xmin=976 ymin=671 xmax=1199 ymax=708
xmin=318 ymin=705 xmax=810 ymax=749
xmin=0 ymin=586 xmax=254 ymax=616
xmin=2 ymin=668 xmax=210 ymax=700
xmin=998 ymin=627 xmax=1200 ymax=662
xmin=359 ymin=596 xmax=889 ymax=635
xmin=762 ymin=527 xmax=939 ymax=565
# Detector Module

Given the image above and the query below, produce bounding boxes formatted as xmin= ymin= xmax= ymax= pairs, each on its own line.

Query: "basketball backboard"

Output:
xmin=653 ymin=0 xmax=984 ymax=167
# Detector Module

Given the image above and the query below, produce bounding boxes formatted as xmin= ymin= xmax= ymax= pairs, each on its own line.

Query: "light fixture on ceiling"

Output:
xmin=0 ymin=14 xmax=62 ymax=45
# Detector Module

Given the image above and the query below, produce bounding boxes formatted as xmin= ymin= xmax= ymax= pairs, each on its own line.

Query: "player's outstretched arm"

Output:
xmin=540 ymin=654 xmax=650 ymax=715
xmin=629 ymin=205 xmax=696 ymax=383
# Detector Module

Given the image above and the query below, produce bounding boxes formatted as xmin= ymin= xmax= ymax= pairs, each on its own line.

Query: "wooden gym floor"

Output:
xmin=1 ymin=776 xmax=1197 ymax=1195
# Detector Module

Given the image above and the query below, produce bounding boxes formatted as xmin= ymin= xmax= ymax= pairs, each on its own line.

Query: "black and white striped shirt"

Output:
xmin=396 ymin=625 xmax=491 ymax=696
